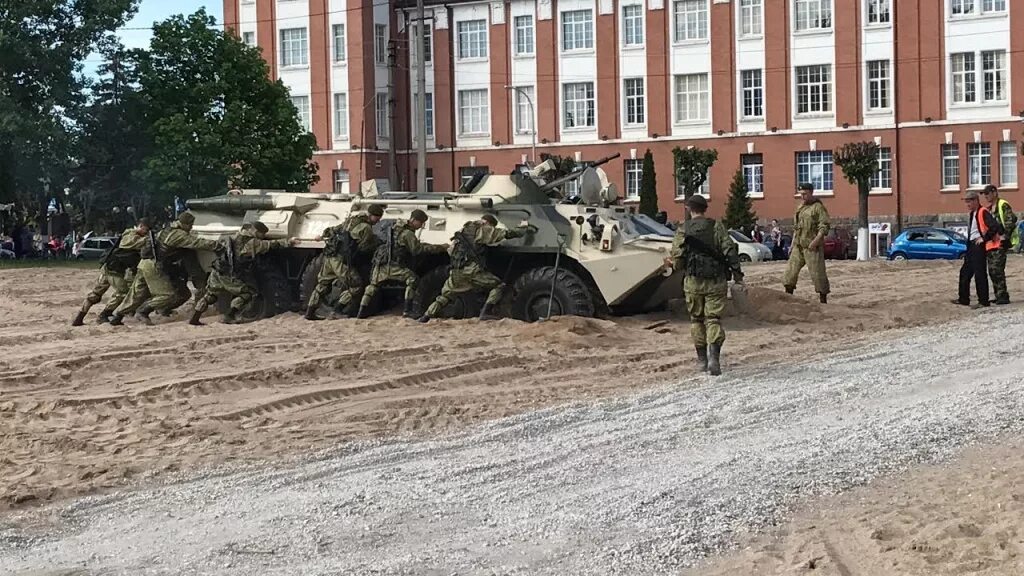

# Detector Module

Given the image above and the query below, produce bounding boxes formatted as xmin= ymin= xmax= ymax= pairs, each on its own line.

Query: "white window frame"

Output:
xmin=999 ymin=141 xmax=1017 ymax=187
xmin=562 ymin=82 xmax=596 ymax=129
xmin=981 ymin=50 xmax=1007 ymax=103
xmin=561 ymin=10 xmax=594 ymax=52
xmin=951 ymin=0 xmax=1007 ymax=17
xmin=623 ymin=77 xmax=646 ymax=126
xmin=458 ymin=89 xmax=489 ymax=136
xmin=795 ymin=64 xmax=833 ymax=115
xmin=375 ymin=92 xmax=389 ymax=140
xmin=951 ymin=50 xmax=1007 ymax=105
xmin=941 ymin=143 xmax=960 ymax=189
xmin=866 ymin=60 xmax=891 ymax=111
xmin=514 ymin=15 xmax=534 ymax=56
xmin=279 ymin=28 xmax=309 ymax=68
xmin=795 ymin=151 xmax=835 ymax=195
xmin=513 ymin=86 xmax=535 ymax=134
xmin=675 ymin=171 xmax=711 ymax=199
xmin=622 ymin=4 xmax=645 ymax=47
xmin=870 ymin=147 xmax=892 ymax=192
xmin=413 ymin=92 xmax=434 ymax=142
xmin=738 ymin=0 xmax=763 ymax=38
xmin=457 ymin=20 xmax=488 ymax=60
xmin=290 ymin=95 xmax=311 ymax=133
xmin=333 ymin=169 xmax=350 ymax=194
xmin=741 ymin=153 xmax=764 ymax=198
xmin=794 ymin=0 xmax=832 ymax=33
xmin=967 ymin=142 xmax=991 ymax=188
xmin=333 ymin=93 xmax=348 ymax=139
xmin=625 ymin=159 xmax=643 ymax=199
xmin=740 ymin=69 xmax=763 ymax=119
xmin=673 ymin=0 xmax=709 ymax=43
xmin=866 ymin=0 xmax=891 ymax=26
xmin=411 ymin=23 xmax=432 ymax=66
xmin=673 ymin=73 xmax=709 ymax=123
xmin=331 ymin=24 xmax=346 ymax=63
xmin=374 ymin=24 xmax=387 ymax=65
xmin=242 ymin=31 xmax=256 ymax=47
xmin=951 ymin=52 xmax=976 ymax=104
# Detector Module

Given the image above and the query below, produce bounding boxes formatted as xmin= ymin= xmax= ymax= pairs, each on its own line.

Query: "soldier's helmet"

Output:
xmin=367 ymin=205 xmax=385 ymax=218
xmin=178 ymin=211 xmax=196 ymax=226
xmin=410 ymin=209 xmax=428 ymax=223
xmin=481 ymin=214 xmax=498 ymax=226
xmin=252 ymin=221 xmax=269 ymax=236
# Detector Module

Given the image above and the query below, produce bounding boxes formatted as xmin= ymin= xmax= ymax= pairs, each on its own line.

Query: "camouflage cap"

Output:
xmin=409 ymin=209 xmax=428 ymax=222
xmin=178 ymin=211 xmax=196 ymax=225
xmin=481 ymin=214 xmax=498 ymax=226
xmin=252 ymin=221 xmax=269 ymax=234
xmin=983 ymin=184 xmax=998 ymax=195
xmin=367 ymin=204 xmax=385 ymax=217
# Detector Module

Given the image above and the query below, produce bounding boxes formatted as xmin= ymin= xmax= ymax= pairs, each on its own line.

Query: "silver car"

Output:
xmin=76 ymin=236 xmax=117 ymax=260
xmin=728 ymin=230 xmax=773 ymax=262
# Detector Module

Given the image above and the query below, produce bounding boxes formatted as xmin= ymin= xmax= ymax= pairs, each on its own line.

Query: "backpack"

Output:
xmin=449 ymin=222 xmax=484 ymax=269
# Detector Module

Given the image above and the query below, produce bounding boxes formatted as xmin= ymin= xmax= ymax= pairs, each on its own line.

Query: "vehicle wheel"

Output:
xmin=738 ymin=253 xmax=752 ymax=263
xmin=413 ymin=265 xmax=484 ymax=319
xmin=510 ymin=266 xmax=595 ymax=322
xmin=891 ymin=252 xmax=908 ymax=261
xmin=299 ymin=253 xmax=324 ymax=308
xmin=219 ymin=258 xmax=293 ymax=320
xmin=958 ymin=252 xmax=966 ymax=260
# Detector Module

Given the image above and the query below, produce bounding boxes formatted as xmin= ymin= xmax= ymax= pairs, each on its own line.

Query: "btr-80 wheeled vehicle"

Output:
xmin=185 ymin=153 xmax=683 ymax=322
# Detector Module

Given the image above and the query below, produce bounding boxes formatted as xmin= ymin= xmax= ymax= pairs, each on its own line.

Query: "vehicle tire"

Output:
xmin=298 ymin=253 xmax=324 ymax=308
xmin=219 ymin=258 xmax=293 ymax=321
xmin=890 ymin=252 xmax=908 ymax=261
xmin=510 ymin=266 xmax=595 ymax=322
xmin=413 ymin=265 xmax=485 ymax=319
xmin=739 ymin=253 xmax=752 ymax=263
xmin=958 ymin=252 xmax=966 ymax=260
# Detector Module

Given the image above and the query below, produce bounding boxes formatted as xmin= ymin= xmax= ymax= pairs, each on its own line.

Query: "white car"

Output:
xmin=728 ymin=230 xmax=773 ymax=262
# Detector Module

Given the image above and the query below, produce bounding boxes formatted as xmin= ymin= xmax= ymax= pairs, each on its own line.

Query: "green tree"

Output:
xmin=672 ymin=146 xmax=718 ymax=219
xmin=724 ymin=167 xmax=757 ymax=233
xmin=638 ymin=149 xmax=658 ymax=218
xmin=137 ymin=10 xmax=319 ymax=207
xmin=834 ymin=141 xmax=880 ymax=260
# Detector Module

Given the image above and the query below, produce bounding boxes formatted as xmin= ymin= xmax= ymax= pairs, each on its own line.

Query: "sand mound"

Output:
xmin=513 ymin=315 xmax=626 ymax=346
xmin=734 ymin=285 xmax=826 ymax=324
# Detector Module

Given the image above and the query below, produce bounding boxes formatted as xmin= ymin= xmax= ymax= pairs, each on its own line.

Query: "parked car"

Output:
xmin=824 ymin=227 xmax=855 ymax=260
xmin=764 ymin=233 xmax=792 ymax=261
xmin=887 ymin=227 xmax=967 ymax=261
xmin=728 ymin=230 xmax=773 ymax=262
xmin=75 ymin=236 xmax=117 ymax=260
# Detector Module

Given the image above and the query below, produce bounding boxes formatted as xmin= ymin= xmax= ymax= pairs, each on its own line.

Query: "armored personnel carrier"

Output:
xmin=186 ymin=153 xmax=682 ymax=322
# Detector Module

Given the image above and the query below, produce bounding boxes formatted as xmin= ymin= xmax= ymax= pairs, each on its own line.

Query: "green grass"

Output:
xmin=0 ymin=259 xmax=97 ymax=270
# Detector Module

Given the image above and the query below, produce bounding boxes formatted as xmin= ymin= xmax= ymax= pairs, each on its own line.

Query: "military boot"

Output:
xmin=819 ymin=293 xmax=828 ymax=304
xmin=355 ymin=305 xmax=370 ymax=319
xmin=342 ymin=301 xmax=360 ymax=318
xmin=304 ymin=305 xmax=323 ymax=321
xmin=707 ymin=344 xmax=723 ymax=376
xmin=71 ymin=311 xmax=87 ymax=327
xmin=402 ymin=299 xmax=417 ymax=319
xmin=96 ymin=312 xmax=112 ymax=324
xmin=222 ymin=309 xmax=239 ymax=324
xmin=108 ymin=313 xmax=125 ymax=326
xmin=188 ymin=309 xmax=204 ymax=326
xmin=416 ymin=313 xmax=432 ymax=324
xmin=134 ymin=306 xmax=154 ymax=326
xmin=785 ymin=286 xmax=795 ymax=295
xmin=695 ymin=345 xmax=708 ymax=372
xmin=478 ymin=303 xmax=499 ymax=321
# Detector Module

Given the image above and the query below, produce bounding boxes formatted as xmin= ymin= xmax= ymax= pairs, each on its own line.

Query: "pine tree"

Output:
xmin=724 ymin=167 xmax=757 ymax=233
xmin=638 ymin=149 xmax=658 ymax=218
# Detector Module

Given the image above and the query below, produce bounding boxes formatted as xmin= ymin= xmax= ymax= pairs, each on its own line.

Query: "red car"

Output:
xmin=823 ymin=227 xmax=854 ymax=260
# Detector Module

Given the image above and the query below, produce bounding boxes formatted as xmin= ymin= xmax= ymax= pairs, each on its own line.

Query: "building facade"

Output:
xmin=225 ymin=0 xmax=1024 ymax=233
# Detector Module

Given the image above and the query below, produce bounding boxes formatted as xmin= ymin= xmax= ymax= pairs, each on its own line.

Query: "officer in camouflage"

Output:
xmin=304 ymin=204 xmax=383 ymax=320
xmin=982 ymin=184 xmax=1017 ymax=305
xmin=109 ymin=211 xmax=221 ymax=326
xmin=189 ymin=222 xmax=299 ymax=325
xmin=417 ymin=214 xmax=535 ymax=323
xmin=666 ymin=194 xmax=743 ymax=376
xmin=356 ymin=209 xmax=448 ymax=319
xmin=783 ymin=182 xmax=831 ymax=304
xmin=71 ymin=218 xmax=151 ymax=326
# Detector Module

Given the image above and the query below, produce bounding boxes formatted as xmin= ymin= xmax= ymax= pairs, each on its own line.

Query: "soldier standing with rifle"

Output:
xmin=356 ymin=209 xmax=448 ymax=319
xmin=304 ymin=204 xmax=383 ymax=320
xmin=71 ymin=218 xmax=150 ymax=326
xmin=665 ymin=195 xmax=744 ymax=376
xmin=189 ymin=222 xmax=298 ymax=325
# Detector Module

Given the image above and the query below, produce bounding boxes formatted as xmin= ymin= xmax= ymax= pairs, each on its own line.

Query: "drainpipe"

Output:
xmin=893 ymin=0 xmax=903 ymax=236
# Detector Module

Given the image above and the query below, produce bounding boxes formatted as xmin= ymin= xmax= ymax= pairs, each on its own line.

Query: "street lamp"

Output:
xmin=504 ymin=85 xmax=536 ymax=165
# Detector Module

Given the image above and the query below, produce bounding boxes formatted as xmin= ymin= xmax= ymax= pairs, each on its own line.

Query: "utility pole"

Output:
xmin=387 ymin=39 xmax=398 ymax=190
xmin=415 ymin=0 xmax=427 ymax=193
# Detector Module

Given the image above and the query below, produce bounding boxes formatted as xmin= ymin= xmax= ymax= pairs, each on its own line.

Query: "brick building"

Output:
xmin=225 ymin=0 xmax=1023 ymax=241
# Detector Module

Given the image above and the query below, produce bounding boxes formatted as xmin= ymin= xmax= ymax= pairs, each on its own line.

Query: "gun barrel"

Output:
xmin=186 ymin=195 xmax=276 ymax=214
xmin=537 ymin=153 xmax=623 ymax=193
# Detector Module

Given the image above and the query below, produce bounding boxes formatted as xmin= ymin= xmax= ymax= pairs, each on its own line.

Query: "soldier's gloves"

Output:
xmin=525 ymin=224 xmax=539 ymax=234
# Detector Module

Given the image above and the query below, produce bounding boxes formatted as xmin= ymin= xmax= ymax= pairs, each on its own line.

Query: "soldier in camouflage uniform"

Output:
xmin=109 ymin=211 xmax=221 ymax=326
xmin=189 ymin=222 xmax=298 ymax=325
xmin=783 ymin=182 xmax=831 ymax=304
xmin=71 ymin=218 xmax=150 ymax=326
xmin=304 ymin=204 xmax=383 ymax=320
xmin=417 ymin=214 xmax=535 ymax=323
xmin=982 ymin=184 xmax=1017 ymax=305
xmin=357 ymin=209 xmax=448 ymax=319
xmin=666 ymin=195 xmax=743 ymax=376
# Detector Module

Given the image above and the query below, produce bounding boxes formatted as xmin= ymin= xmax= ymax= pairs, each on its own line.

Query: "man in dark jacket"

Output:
xmin=955 ymin=190 xmax=1004 ymax=309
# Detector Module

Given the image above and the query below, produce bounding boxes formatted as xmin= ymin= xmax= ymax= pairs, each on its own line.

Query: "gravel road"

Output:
xmin=4 ymin=309 xmax=1024 ymax=576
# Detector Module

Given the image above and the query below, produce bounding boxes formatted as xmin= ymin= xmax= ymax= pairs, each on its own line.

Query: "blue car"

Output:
xmin=887 ymin=227 xmax=967 ymax=261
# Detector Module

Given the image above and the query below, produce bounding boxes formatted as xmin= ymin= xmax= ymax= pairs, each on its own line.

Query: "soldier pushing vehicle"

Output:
xmin=304 ymin=204 xmax=383 ymax=320
xmin=71 ymin=218 xmax=150 ymax=326
xmin=189 ymin=222 xmax=298 ymax=325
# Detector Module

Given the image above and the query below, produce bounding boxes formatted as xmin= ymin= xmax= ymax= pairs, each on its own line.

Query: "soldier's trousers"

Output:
xmin=80 ymin=267 xmax=130 ymax=315
xmin=783 ymin=244 xmax=830 ymax=295
xmin=117 ymin=259 xmax=191 ymax=314
xmin=425 ymin=265 xmax=503 ymax=317
xmin=194 ymin=270 xmax=256 ymax=315
xmin=684 ymin=277 xmax=727 ymax=347
xmin=987 ymin=247 xmax=1009 ymax=302
xmin=307 ymin=257 xmax=364 ymax=310
xmin=361 ymin=265 xmax=418 ymax=307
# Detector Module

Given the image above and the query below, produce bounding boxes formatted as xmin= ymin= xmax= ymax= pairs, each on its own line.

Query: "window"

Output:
xmin=673 ymin=0 xmax=709 ymax=42
xmin=332 ymin=24 xmax=345 ymax=62
xmin=623 ymin=4 xmax=644 ymax=46
xmin=624 ymin=78 xmax=646 ymax=125
xmin=279 ymin=28 xmax=308 ymax=67
xmin=741 ymin=154 xmax=764 ymax=196
xmin=675 ymin=171 xmax=711 ymax=197
xmin=1000 ymin=141 xmax=1017 ymax=187
xmin=741 ymin=69 xmax=763 ymax=119
xmin=951 ymin=53 xmax=976 ymax=104
xmin=411 ymin=23 xmax=432 ymax=65
xmin=459 ymin=89 xmax=489 ymax=135
xmin=968 ymin=143 xmax=991 ymax=187
xmin=982 ymin=50 xmax=1007 ymax=102
xmin=332 ymin=169 xmax=350 ymax=194
xmin=952 ymin=0 xmax=1006 ymax=16
xmin=333 ymin=93 xmax=348 ymax=139
xmin=562 ymin=10 xmax=594 ymax=51
xmin=794 ymin=0 xmax=831 ymax=31
xmin=867 ymin=60 xmax=890 ymax=110
xmin=513 ymin=86 xmax=535 ymax=134
xmin=952 ymin=51 xmax=1006 ymax=104
xmin=514 ymin=15 xmax=534 ymax=55
xmin=942 ymin=144 xmax=960 ymax=189
xmin=413 ymin=92 xmax=434 ymax=141
xmin=563 ymin=82 xmax=596 ymax=128
xmin=291 ymin=96 xmax=310 ymax=132
xmin=425 ymin=168 xmax=434 ymax=192
xmin=739 ymin=0 xmax=763 ymax=37
xmin=983 ymin=0 xmax=1007 ymax=12
xmin=460 ymin=166 xmax=490 ymax=186
xmin=375 ymin=92 xmax=388 ymax=139
xmin=674 ymin=73 xmax=709 ymax=122
xmin=871 ymin=147 xmax=892 ymax=190
xmin=458 ymin=20 xmax=488 ymax=59
xmin=374 ymin=24 xmax=387 ymax=65
xmin=242 ymin=31 xmax=255 ymax=47
xmin=625 ymin=159 xmax=643 ymax=198
xmin=796 ymin=64 xmax=832 ymax=114
xmin=795 ymin=151 xmax=834 ymax=193
xmin=866 ymin=0 xmax=890 ymax=24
